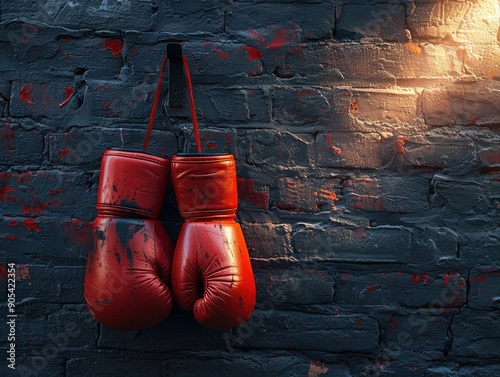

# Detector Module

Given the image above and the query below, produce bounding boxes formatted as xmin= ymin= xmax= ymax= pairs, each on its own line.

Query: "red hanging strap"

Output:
xmin=142 ymin=53 xmax=202 ymax=153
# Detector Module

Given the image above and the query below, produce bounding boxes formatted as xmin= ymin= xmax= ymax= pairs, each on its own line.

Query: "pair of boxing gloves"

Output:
xmin=83 ymin=149 xmax=256 ymax=331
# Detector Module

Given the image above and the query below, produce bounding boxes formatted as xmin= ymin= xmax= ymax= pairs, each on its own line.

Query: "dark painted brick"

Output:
xmin=1 ymin=1 xmax=155 ymax=31
xmin=153 ymin=1 xmax=225 ymax=33
xmin=227 ymin=2 xmax=335 ymax=40
xmin=469 ymin=267 xmax=500 ymax=310
xmin=277 ymin=177 xmax=341 ymax=213
xmin=293 ymin=225 xmax=413 ymax=263
xmin=126 ymin=41 xmax=265 ymax=81
xmin=345 ymin=176 xmax=429 ymax=214
xmin=233 ymin=310 xmax=379 ymax=353
xmin=421 ymin=82 xmax=500 ymax=127
xmin=183 ymin=128 xmax=238 ymax=155
xmin=1 ymin=302 xmax=96 ymax=349
xmin=255 ymin=269 xmax=335 ymax=306
xmin=374 ymin=311 xmax=453 ymax=354
xmin=351 ymin=88 xmax=417 ymax=124
xmin=451 ymin=309 xmax=500 ymax=358
xmin=242 ymin=223 xmax=293 ymax=259
xmin=237 ymin=178 xmax=270 ymax=210
xmin=426 ymin=365 xmax=500 ymax=377
xmin=335 ymin=272 xmax=466 ymax=308
xmin=247 ymin=130 xmax=315 ymax=168
xmin=336 ymin=3 xmax=407 ymax=41
xmin=10 ymin=79 xmax=81 ymax=119
xmin=431 ymin=176 xmax=492 ymax=215
xmin=411 ymin=227 xmax=460 ymax=270
xmin=0 ymin=21 xmax=123 ymax=79
xmin=0 ymin=119 xmax=45 ymax=165
xmin=316 ymin=132 xmax=394 ymax=169
xmin=163 ymin=356 xmax=351 ymax=377
xmin=97 ymin=307 xmax=226 ymax=351
xmin=403 ymin=131 xmax=476 ymax=171
xmin=67 ymin=357 xmax=162 ymax=377
xmin=184 ymin=87 xmax=271 ymax=123
xmin=0 ymin=170 xmax=95 ymax=219
xmin=455 ymin=216 xmax=500 ymax=266
xmin=48 ymin=128 xmax=177 ymax=166
xmin=1 ymin=217 xmax=92 ymax=259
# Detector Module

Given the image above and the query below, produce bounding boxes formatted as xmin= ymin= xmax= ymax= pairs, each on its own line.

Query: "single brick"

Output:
xmin=277 ymin=177 xmax=341 ymax=212
xmin=255 ymin=269 xmax=335 ymax=306
xmin=153 ymin=1 xmax=224 ymax=33
xmin=0 ymin=119 xmax=45 ymax=165
xmin=373 ymin=311 xmax=452 ymax=354
xmin=407 ymin=1 xmax=499 ymax=44
xmin=97 ymin=307 xmax=226 ymax=351
xmin=292 ymin=225 xmax=413 ymax=263
xmin=227 ymin=2 xmax=335 ymax=40
xmin=431 ymin=177 xmax=491 ymax=215
xmin=183 ymin=87 xmax=271 ymax=123
xmin=335 ymin=272 xmax=466 ymax=308
xmin=403 ymin=131 xmax=476 ymax=170
xmin=67 ymin=358 xmax=162 ymax=377
xmin=0 ymin=170 xmax=96 ymax=219
xmin=48 ymin=128 xmax=177 ymax=166
xmin=469 ymin=267 xmax=500 ymax=310
xmin=350 ymin=88 xmax=418 ymax=124
xmin=241 ymin=223 xmax=293 ymax=259
xmin=2 ymin=1 xmax=155 ymax=31
xmin=316 ymin=132 xmax=394 ymax=169
xmin=421 ymin=82 xmax=500 ymax=127
xmin=10 ymin=79 xmax=81 ymax=118
xmin=336 ymin=3 xmax=407 ymax=41
xmin=247 ymin=130 xmax=315 ymax=168
xmin=344 ymin=176 xmax=430 ymax=214
xmin=451 ymin=309 xmax=500 ymax=357
xmin=163 ymin=356 xmax=336 ymax=377
xmin=234 ymin=310 xmax=379 ymax=353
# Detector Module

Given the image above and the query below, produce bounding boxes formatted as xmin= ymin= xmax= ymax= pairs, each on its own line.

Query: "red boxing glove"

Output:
xmin=171 ymin=153 xmax=256 ymax=330
xmin=84 ymin=149 xmax=174 ymax=331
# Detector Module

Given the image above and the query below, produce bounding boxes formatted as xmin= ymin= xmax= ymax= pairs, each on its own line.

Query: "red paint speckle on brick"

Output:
xmin=396 ymin=135 xmax=407 ymax=156
xmin=9 ymin=219 xmax=18 ymax=227
xmin=17 ymin=171 xmax=32 ymax=183
xmin=61 ymin=218 xmax=93 ymax=249
xmin=103 ymin=38 xmax=123 ymax=55
xmin=21 ymin=218 xmax=40 ymax=232
xmin=59 ymin=87 xmax=73 ymax=107
xmin=443 ymin=274 xmax=450 ymax=287
xmin=412 ymin=273 xmax=430 ymax=284
xmin=214 ymin=48 xmax=229 ymax=60
xmin=6 ymin=234 xmax=18 ymax=240
xmin=366 ymin=285 xmax=378 ymax=291
xmin=0 ymin=185 xmax=17 ymax=202
xmin=298 ymin=89 xmax=316 ymax=96
xmin=358 ymin=318 xmax=363 ymax=327
xmin=19 ymin=84 xmax=34 ymax=104
xmin=49 ymin=188 xmax=64 ymax=195
xmin=244 ymin=46 xmax=264 ymax=61
xmin=58 ymin=148 xmax=71 ymax=157
xmin=237 ymin=178 xmax=269 ymax=210
xmin=206 ymin=142 xmax=217 ymax=150
xmin=16 ymin=264 xmax=30 ymax=281
xmin=21 ymin=202 xmax=48 ymax=216
xmin=0 ymin=264 xmax=5 ymax=276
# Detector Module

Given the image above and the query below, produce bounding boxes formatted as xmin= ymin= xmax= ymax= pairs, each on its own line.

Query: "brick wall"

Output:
xmin=1 ymin=0 xmax=499 ymax=376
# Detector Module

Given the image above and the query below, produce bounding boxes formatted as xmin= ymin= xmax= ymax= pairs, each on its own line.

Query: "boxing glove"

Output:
xmin=84 ymin=149 xmax=174 ymax=331
xmin=171 ymin=153 xmax=256 ymax=330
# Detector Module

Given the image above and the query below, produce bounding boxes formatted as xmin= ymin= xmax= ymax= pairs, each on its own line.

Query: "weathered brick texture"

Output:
xmin=1 ymin=0 xmax=499 ymax=376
